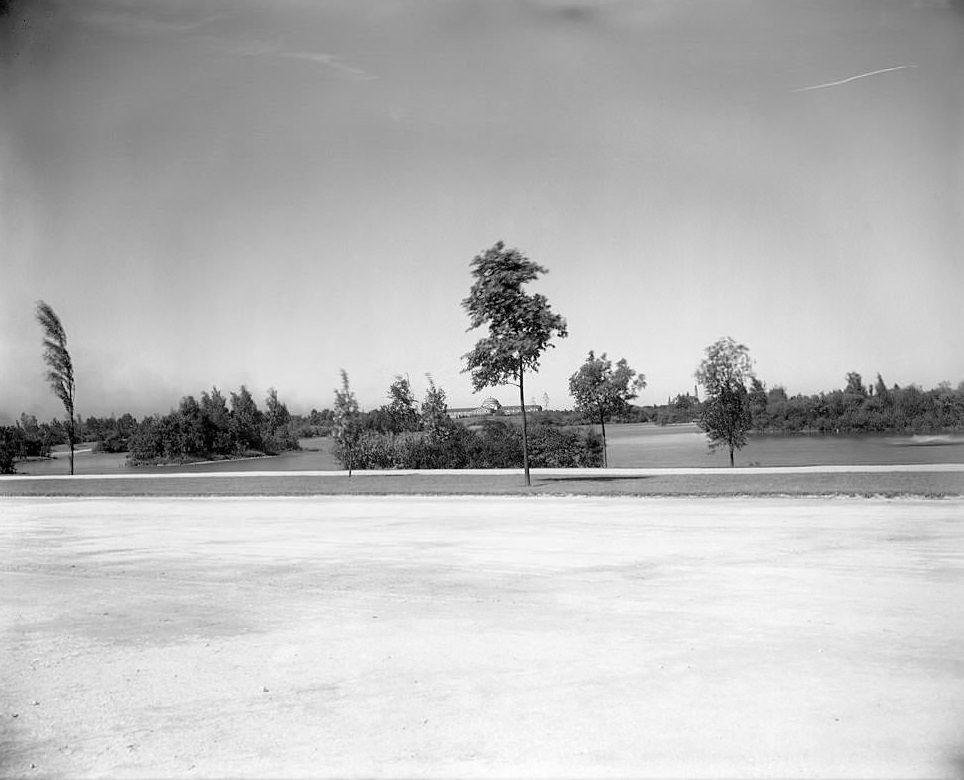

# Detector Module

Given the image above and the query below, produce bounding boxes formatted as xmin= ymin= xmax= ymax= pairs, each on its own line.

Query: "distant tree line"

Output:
xmin=745 ymin=373 xmax=964 ymax=435
xmin=619 ymin=375 xmax=964 ymax=436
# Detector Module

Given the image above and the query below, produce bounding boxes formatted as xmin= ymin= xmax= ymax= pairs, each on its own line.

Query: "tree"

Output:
xmin=200 ymin=387 xmax=233 ymax=454
xmin=264 ymin=388 xmax=291 ymax=431
xmin=387 ymin=374 xmax=420 ymax=433
xmin=229 ymin=385 xmax=263 ymax=453
xmin=420 ymin=374 xmax=454 ymax=441
xmin=748 ymin=376 xmax=769 ymax=432
xmin=35 ymin=301 xmax=77 ymax=475
xmin=695 ymin=336 xmax=754 ymax=467
xmin=461 ymin=241 xmax=567 ymax=486
xmin=176 ymin=395 xmax=206 ymax=457
xmin=263 ymin=387 xmax=296 ymax=452
xmin=845 ymin=371 xmax=867 ymax=398
xmin=874 ymin=373 xmax=891 ymax=404
xmin=332 ymin=370 xmax=361 ymax=476
xmin=568 ymin=351 xmax=646 ymax=467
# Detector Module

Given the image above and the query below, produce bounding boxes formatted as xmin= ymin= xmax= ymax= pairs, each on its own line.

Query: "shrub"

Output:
xmin=330 ymin=421 xmax=602 ymax=470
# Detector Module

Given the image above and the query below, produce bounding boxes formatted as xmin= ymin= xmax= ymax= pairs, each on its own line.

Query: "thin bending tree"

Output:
xmin=695 ymin=336 xmax=754 ymax=467
xmin=569 ymin=351 xmax=646 ymax=468
xmin=35 ymin=301 xmax=76 ymax=475
xmin=462 ymin=241 xmax=567 ymax=486
xmin=332 ymin=369 xmax=360 ymax=476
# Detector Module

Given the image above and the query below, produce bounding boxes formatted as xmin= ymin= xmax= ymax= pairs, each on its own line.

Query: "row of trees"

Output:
xmin=13 ymin=252 xmax=964 ymax=478
xmin=745 ymin=374 xmax=964 ymax=435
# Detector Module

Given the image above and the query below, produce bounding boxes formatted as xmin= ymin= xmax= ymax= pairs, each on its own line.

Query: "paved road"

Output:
xmin=3 ymin=495 xmax=964 ymax=778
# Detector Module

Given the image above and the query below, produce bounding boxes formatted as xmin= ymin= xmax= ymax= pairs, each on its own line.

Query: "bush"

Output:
xmin=94 ymin=430 xmax=129 ymax=453
xmin=331 ymin=421 xmax=602 ymax=470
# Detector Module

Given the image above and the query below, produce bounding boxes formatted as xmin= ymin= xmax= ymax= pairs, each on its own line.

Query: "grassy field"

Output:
xmin=1 ymin=469 xmax=962 ymax=497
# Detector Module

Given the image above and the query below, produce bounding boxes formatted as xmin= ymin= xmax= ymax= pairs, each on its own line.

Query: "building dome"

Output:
xmin=480 ymin=397 xmax=501 ymax=412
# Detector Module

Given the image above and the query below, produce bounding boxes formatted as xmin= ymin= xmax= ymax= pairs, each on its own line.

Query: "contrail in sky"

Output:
xmin=793 ymin=65 xmax=917 ymax=92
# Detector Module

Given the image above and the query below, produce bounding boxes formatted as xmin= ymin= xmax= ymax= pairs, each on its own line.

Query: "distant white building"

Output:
xmin=447 ymin=397 xmax=543 ymax=419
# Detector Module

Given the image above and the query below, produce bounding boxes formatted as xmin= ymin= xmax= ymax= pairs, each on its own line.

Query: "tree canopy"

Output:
xmin=694 ymin=336 xmax=753 ymax=398
xmin=461 ymin=241 xmax=568 ymax=392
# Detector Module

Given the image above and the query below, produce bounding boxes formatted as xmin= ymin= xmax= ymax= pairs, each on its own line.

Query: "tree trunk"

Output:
xmin=729 ymin=445 xmax=734 ymax=468
xmin=600 ymin=412 xmax=608 ymax=468
xmin=68 ymin=417 xmax=75 ymax=476
xmin=519 ymin=361 xmax=530 ymax=487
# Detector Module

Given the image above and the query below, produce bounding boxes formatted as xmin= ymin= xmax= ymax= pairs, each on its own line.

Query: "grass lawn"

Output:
xmin=1 ymin=470 xmax=962 ymax=497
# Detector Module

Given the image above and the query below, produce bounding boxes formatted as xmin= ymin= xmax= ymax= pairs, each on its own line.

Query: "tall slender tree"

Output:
xmin=420 ymin=374 xmax=450 ymax=440
xmin=462 ymin=241 xmax=567 ymax=486
xmin=332 ymin=370 xmax=361 ymax=476
xmin=35 ymin=301 xmax=77 ymax=475
xmin=568 ymin=351 xmax=646 ymax=467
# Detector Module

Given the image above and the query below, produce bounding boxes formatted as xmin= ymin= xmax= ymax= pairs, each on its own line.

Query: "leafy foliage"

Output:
xmin=461 ymin=242 xmax=568 ymax=391
xmin=569 ymin=351 xmax=646 ymax=466
xmin=695 ymin=336 xmax=753 ymax=397
xmin=35 ymin=301 xmax=77 ymax=474
xmin=0 ymin=427 xmax=17 ymax=474
xmin=700 ymin=383 xmax=753 ymax=465
xmin=420 ymin=375 xmax=454 ymax=440
xmin=127 ymin=386 xmax=300 ymax=463
xmin=331 ymin=420 xmax=602 ymax=471
xmin=745 ymin=376 xmax=964 ymax=434
xmin=387 ymin=375 xmax=420 ymax=433
xmin=461 ymin=241 xmax=567 ymax=485
xmin=569 ymin=352 xmax=646 ymax=419
xmin=696 ymin=336 xmax=755 ymax=466
xmin=85 ymin=414 xmax=138 ymax=452
xmin=654 ymin=394 xmax=699 ymax=425
xmin=331 ymin=370 xmax=361 ymax=475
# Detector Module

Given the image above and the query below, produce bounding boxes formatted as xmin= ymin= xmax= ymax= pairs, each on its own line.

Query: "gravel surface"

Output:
xmin=3 ymin=495 xmax=964 ymax=778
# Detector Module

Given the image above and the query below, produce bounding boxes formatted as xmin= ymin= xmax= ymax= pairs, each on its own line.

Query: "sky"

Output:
xmin=1 ymin=0 xmax=962 ymax=421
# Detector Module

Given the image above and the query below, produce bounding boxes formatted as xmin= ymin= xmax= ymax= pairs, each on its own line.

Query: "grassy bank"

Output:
xmin=1 ymin=470 xmax=961 ymax=498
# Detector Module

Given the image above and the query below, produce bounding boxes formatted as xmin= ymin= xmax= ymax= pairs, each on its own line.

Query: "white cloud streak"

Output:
xmin=272 ymin=50 xmax=375 ymax=80
xmin=793 ymin=65 xmax=917 ymax=92
xmin=234 ymin=40 xmax=374 ymax=80
xmin=80 ymin=8 xmax=374 ymax=81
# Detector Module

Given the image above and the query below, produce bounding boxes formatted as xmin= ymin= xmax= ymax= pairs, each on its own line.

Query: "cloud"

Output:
xmin=793 ymin=65 xmax=917 ymax=92
xmin=79 ymin=4 xmax=375 ymax=81
xmin=264 ymin=49 xmax=376 ymax=80
xmin=80 ymin=6 xmax=226 ymax=37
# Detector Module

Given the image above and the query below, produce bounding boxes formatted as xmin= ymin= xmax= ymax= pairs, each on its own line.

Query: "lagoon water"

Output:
xmin=14 ymin=423 xmax=964 ymax=476
xmin=604 ymin=423 xmax=964 ymax=469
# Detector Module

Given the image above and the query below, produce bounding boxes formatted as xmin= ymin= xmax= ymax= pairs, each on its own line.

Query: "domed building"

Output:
xmin=447 ymin=396 xmax=542 ymax=419
xmin=480 ymin=397 xmax=501 ymax=413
